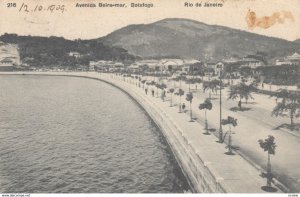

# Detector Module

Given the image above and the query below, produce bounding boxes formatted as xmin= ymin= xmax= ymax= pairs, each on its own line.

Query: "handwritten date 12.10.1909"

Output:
xmin=18 ymin=3 xmax=65 ymax=13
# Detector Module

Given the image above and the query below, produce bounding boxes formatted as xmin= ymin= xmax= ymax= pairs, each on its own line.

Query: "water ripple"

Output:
xmin=0 ymin=75 xmax=189 ymax=193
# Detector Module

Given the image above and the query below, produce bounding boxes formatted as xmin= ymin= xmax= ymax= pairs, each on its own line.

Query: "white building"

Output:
xmin=0 ymin=58 xmax=14 ymax=71
xmin=240 ymin=58 xmax=264 ymax=69
xmin=132 ymin=59 xmax=200 ymax=72
xmin=68 ymin=52 xmax=81 ymax=58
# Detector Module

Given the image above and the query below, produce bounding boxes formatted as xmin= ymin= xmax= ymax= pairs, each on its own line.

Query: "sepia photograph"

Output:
xmin=0 ymin=0 xmax=299 ymax=195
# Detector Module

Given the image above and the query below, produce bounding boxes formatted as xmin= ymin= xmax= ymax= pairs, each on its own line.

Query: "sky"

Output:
xmin=1 ymin=0 xmax=300 ymax=41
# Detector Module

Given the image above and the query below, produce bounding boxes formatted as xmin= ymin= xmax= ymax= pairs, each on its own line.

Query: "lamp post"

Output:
xmin=179 ymin=78 xmax=182 ymax=113
xmin=218 ymin=67 xmax=223 ymax=143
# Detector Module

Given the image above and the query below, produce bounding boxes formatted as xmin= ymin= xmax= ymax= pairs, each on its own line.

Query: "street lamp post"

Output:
xmin=179 ymin=78 xmax=182 ymax=113
xmin=218 ymin=69 xmax=223 ymax=143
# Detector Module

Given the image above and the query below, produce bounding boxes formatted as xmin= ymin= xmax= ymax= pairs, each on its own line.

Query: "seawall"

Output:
xmin=0 ymin=72 xmax=281 ymax=193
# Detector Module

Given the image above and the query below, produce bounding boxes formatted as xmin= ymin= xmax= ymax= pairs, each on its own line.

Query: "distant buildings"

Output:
xmin=275 ymin=52 xmax=300 ymax=66
xmin=89 ymin=60 xmax=124 ymax=71
xmin=128 ymin=59 xmax=200 ymax=73
xmin=0 ymin=43 xmax=21 ymax=71
xmin=222 ymin=57 xmax=264 ymax=69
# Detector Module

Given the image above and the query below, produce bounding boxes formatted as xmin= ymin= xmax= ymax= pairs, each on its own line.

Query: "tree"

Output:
xmin=203 ymin=79 xmax=219 ymax=99
xmin=271 ymin=89 xmax=300 ymax=131
xmin=160 ymin=83 xmax=167 ymax=89
xmin=228 ymin=82 xmax=256 ymax=110
xmin=199 ymin=99 xmax=213 ymax=134
xmin=141 ymin=80 xmax=146 ymax=89
xmin=169 ymin=88 xmax=175 ymax=107
xmin=258 ymin=135 xmax=276 ymax=188
xmin=221 ymin=116 xmax=238 ymax=155
xmin=186 ymin=92 xmax=194 ymax=121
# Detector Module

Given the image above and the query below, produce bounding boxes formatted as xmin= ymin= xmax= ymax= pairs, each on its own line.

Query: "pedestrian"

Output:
xmin=145 ymin=88 xmax=148 ymax=95
xmin=151 ymin=89 xmax=154 ymax=97
xmin=238 ymin=100 xmax=242 ymax=110
xmin=182 ymin=103 xmax=186 ymax=112
xmin=161 ymin=89 xmax=166 ymax=101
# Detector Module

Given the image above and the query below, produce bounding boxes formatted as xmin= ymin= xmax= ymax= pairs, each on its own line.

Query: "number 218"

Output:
xmin=7 ymin=3 xmax=16 ymax=7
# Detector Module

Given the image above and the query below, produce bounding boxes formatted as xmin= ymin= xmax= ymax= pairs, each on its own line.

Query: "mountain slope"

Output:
xmin=99 ymin=18 xmax=300 ymax=61
xmin=294 ymin=39 xmax=300 ymax=44
xmin=0 ymin=34 xmax=137 ymax=67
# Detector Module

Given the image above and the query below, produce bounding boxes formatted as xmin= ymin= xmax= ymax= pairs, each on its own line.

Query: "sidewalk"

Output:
xmin=160 ymin=78 xmax=300 ymax=192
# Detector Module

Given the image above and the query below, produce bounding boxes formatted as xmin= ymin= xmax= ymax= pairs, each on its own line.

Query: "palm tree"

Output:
xmin=271 ymin=89 xmax=300 ymax=131
xmin=228 ymin=82 xmax=256 ymax=110
xmin=186 ymin=92 xmax=194 ymax=121
xmin=169 ymin=88 xmax=175 ymax=107
xmin=258 ymin=135 xmax=276 ymax=188
xmin=199 ymin=99 xmax=213 ymax=134
xmin=221 ymin=116 xmax=238 ymax=155
xmin=203 ymin=79 xmax=219 ymax=99
xmin=160 ymin=83 xmax=167 ymax=89
xmin=141 ymin=80 xmax=146 ymax=89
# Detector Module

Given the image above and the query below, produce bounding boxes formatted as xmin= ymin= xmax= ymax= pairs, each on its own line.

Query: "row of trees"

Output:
xmin=133 ymin=72 xmax=300 ymax=132
xmin=122 ymin=73 xmax=278 ymax=190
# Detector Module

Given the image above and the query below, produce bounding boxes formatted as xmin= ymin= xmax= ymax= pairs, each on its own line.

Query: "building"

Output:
xmin=127 ymin=64 xmax=140 ymax=73
xmin=68 ymin=52 xmax=81 ymax=58
xmin=240 ymin=58 xmax=264 ymax=69
xmin=0 ymin=58 xmax=14 ymax=71
xmin=275 ymin=52 xmax=300 ymax=66
xmin=287 ymin=52 xmax=300 ymax=61
xmin=90 ymin=60 xmax=124 ymax=71
xmin=132 ymin=59 xmax=200 ymax=73
xmin=223 ymin=56 xmax=264 ymax=69
xmin=89 ymin=64 xmax=95 ymax=72
xmin=215 ymin=62 xmax=224 ymax=76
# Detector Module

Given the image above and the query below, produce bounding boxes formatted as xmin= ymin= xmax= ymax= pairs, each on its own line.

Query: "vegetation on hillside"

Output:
xmin=0 ymin=33 xmax=137 ymax=68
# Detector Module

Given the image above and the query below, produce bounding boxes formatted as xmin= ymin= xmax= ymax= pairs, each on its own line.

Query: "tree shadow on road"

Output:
xmin=230 ymin=107 xmax=251 ymax=112
xmin=261 ymin=186 xmax=278 ymax=193
xmin=274 ymin=123 xmax=300 ymax=131
xmin=203 ymin=128 xmax=216 ymax=135
xmin=243 ymin=101 xmax=257 ymax=105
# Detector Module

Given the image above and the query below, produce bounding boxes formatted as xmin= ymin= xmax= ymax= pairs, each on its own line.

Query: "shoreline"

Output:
xmin=0 ymin=71 xmax=286 ymax=193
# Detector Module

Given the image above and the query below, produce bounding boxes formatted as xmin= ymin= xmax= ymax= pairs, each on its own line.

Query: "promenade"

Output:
xmin=0 ymin=71 xmax=290 ymax=193
xmin=98 ymin=73 xmax=282 ymax=193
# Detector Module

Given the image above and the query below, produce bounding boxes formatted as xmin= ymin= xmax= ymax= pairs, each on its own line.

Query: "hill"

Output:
xmin=294 ymin=39 xmax=300 ymax=44
xmin=99 ymin=18 xmax=300 ymax=61
xmin=0 ymin=34 xmax=136 ymax=68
